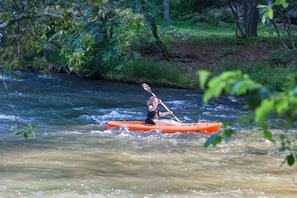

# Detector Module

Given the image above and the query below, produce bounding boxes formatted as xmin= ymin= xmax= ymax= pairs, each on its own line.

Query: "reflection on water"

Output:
xmin=0 ymin=73 xmax=297 ymax=197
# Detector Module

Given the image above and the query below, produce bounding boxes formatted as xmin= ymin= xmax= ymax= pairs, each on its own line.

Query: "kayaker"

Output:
xmin=144 ymin=96 xmax=173 ymax=125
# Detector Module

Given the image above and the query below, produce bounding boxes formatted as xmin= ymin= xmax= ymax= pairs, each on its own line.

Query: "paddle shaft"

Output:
xmin=144 ymin=85 xmax=181 ymax=122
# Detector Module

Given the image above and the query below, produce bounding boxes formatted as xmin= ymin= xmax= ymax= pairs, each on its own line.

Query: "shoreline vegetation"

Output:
xmin=4 ymin=22 xmax=297 ymax=92
xmin=1 ymin=1 xmax=297 ymax=93
xmin=42 ymin=23 xmax=297 ymax=92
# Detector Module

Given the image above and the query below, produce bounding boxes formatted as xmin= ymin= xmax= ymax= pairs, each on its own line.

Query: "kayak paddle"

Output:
xmin=142 ymin=83 xmax=182 ymax=122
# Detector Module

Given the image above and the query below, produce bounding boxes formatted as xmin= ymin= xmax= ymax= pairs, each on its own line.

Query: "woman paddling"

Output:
xmin=144 ymin=96 xmax=183 ymax=125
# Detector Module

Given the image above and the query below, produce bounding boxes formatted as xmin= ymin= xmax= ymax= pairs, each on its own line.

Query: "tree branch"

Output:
xmin=271 ymin=19 xmax=291 ymax=52
xmin=229 ymin=1 xmax=245 ymax=38
xmin=0 ymin=13 xmax=64 ymax=29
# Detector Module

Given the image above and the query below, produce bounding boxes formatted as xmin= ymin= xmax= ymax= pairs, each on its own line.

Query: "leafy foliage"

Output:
xmin=0 ymin=0 xmax=144 ymax=75
xmin=198 ymin=69 xmax=297 ymax=166
xmin=0 ymin=0 xmax=144 ymax=137
xmin=198 ymin=70 xmax=262 ymax=104
xmin=12 ymin=124 xmax=37 ymax=139
xmin=198 ymin=1 xmax=297 ymax=166
xmin=258 ymin=0 xmax=297 ymax=51
xmin=258 ymin=0 xmax=289 ymax=24
xmin=204 ymin=128 xmax=235 ymax=147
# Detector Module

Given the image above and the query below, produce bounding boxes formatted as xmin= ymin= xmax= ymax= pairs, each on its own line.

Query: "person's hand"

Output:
xmin=158 ymin=99 xmax=162 ymax=104
xmin=168 ymin=111 xmax=173 ymax=115
xmin=153 ymin=98 xmax=159 ymax=105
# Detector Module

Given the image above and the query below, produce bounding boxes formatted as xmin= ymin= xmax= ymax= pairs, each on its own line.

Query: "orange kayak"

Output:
xmin=107 ymin=121 xmax=222 ymax=133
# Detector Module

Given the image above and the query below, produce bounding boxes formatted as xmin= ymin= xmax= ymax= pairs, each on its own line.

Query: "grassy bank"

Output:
xmin=106 ymin=59 xmax=193 ymax=88
xmin=104 ymin=23 xmax=297 ymax=91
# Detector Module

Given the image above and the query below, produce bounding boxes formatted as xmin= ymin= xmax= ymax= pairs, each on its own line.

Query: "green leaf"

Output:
xmin=260 ymin=7 xmax=274 ymax=24
xmin=263 ymin=129 xmax=275 ymax=143
xmin=261 ymin=15 xmax=267 ymax=24
xmin=287 ymin=154 xmax=295 ymax=166
xmin=203 ymin=77 xmax=226 ymax=103
xmin=197 ymin=70 xmax=210 ymax=90
xmin=279 ymin=134 xmax=286 ymax=141
xmin=230 ymin=78 xmax=257 ymax=95
xmin=247 ymin=87 xmax=269 ymax=109
xmin=257 ymin=5 xmax=268 ymax=9
xmin=223 ymin=128 xmax=236 ymax=143
xmin=255 ymin=99 xmax=274 ymax=124
xmin=274 ymin=0 xmax=283 ymax=5
xmin=204 ymin=133 xmax=222 ymax=148
xmin=275 ymin=99 xmax=288 ymax=115
xmin=282 ymin=2 xmax=289 ymax=8
xmin=267 ymin=8 xmax=273 ymax=19
xmin=15 ymin=131 xmax=22 ymax=135
xmin=274 ymin=0 xmax=289 ymax=8
xmin=231 ymin=81 xmax=244 ymax=95
xmin=204 ymin=133 xmax=217 ymax=148
xmin=213 ymin=135 xmax=222 ymax=146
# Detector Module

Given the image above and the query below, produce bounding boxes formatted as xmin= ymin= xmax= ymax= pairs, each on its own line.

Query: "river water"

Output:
xmin=0 ymin=72 xmax=296 ymax=197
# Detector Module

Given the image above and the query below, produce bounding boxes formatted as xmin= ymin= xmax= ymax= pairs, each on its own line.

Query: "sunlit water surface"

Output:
xmin=0 ymin=73 xmax=296 ymax=197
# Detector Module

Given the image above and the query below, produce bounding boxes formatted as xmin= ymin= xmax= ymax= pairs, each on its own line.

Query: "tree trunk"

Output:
xmin=140 ymin=0 xmax=171 ymax=60
xmin=151 ymin=21 xmax=170 ymax=60
xmin=245 ymin=2 xmax=259 ymax=37
xmin=135 ymin=0 xmax=141 ymax=13
xmin=164 ymin=0 xmax=170 ymax=27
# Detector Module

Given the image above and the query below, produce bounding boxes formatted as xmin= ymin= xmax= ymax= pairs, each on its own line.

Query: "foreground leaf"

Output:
xmin=255 ymin=99 xmax=274 ymax=124
xmin=204 ymin=133 xmax=222 ymax=148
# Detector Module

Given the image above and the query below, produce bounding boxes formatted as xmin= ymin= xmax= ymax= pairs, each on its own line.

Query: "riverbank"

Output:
xmin=104 ymin=38 xmax=297 ymax=91
xmin=7 ymin=24 xmax=296 ymax=91
xmin=141 ymin=41 xmax=280 ymax=73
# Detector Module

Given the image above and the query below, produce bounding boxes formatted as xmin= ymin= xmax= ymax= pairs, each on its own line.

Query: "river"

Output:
xmin=0 ymin=72 xmax=296 ymax=197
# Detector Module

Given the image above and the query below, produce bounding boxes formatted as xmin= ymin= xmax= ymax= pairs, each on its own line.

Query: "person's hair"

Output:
xmin=147 ymin=96 xmax=157 ymax=105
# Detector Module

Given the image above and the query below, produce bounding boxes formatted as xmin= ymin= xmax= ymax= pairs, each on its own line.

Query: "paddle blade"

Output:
xmin=142 ymin=83 xmax=152 ymax=94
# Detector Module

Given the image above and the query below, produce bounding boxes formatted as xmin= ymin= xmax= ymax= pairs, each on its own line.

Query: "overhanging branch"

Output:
xmin=0 ymin=13 xmax=64 ymax=29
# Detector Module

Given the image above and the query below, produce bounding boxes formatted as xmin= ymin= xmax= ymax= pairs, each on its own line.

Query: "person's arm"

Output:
xmin=159 ymin=111 xmax=173 ymax=117
xmin=150 ymin=98 xmax=172 ymax=117
xmin=148 ymin=98 xmax=161 ymax=112
xmin=156 ymin=99 xmax=172 ymax=117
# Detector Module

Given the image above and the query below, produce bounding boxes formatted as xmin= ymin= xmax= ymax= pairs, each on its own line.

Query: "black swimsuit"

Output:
xmin=144 ymin=105 xmax=159 ymax=125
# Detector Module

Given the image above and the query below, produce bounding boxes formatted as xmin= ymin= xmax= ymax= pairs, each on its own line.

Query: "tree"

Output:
xmin=258 ymin=0 xmax=297 ymax=51
xmin=228 ymin=0 xmax=260 ymax=38
xmin=0 ymin=0 xmax=144 ymax=138
xmin=0 ymin=0 xmax=144 ymax=74
xmin=139 ymin=0 xmax=171 ymax=60
xmin=198 ymin=0 xmax=297 ymax=166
